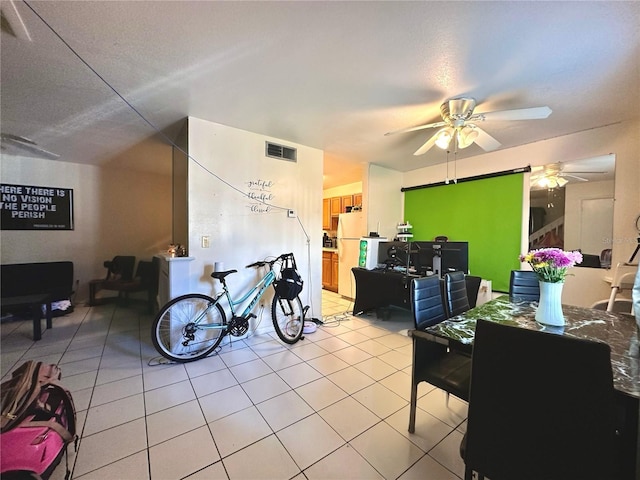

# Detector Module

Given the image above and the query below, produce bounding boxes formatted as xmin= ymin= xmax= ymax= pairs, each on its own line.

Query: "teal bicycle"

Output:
xmin=151 ymin=252 xmax=305 ymax=363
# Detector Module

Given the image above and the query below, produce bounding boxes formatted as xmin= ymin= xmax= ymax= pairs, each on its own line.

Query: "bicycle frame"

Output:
xmin=227 ymin=269 xmax=277 ymax=318
xmin=196 ymin=268 xmax=277 ymax=331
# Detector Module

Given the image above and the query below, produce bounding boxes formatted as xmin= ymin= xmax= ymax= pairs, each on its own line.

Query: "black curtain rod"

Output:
xmin=401 ymin=166 xmax=532 ymax=192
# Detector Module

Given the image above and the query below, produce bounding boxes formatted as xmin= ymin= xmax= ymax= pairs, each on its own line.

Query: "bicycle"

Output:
xmin=151 ymin=252 xmax=305 ymax=363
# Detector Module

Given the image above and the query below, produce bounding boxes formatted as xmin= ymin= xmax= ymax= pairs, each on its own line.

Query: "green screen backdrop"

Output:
xmin=403 ymin=173 xmax=523 ymax=292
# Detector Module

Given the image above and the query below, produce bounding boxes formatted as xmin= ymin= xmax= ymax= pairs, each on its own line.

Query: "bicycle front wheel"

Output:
xmin=152 ymin=293 xmax=227 ymax=363
xmin=271 ymin=295 xmax=304 ymax=344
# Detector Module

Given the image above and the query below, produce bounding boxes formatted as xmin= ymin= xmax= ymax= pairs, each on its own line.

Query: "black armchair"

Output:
xmin=89 ymin=256 xmax=159 ymax=312
xmin=408 ymin=276 xmax=471 ymax=433
xmin=509 ymin=270 xmax=540 ymax=302
xmin=89 ymin=256 xmax=135 ymax=306
xmin=461 ymin=319 xmax=617 ymax=480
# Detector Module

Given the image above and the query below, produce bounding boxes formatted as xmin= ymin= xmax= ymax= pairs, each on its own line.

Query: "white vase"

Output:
xmin=535 ymin=281 xmax=565 ymax=327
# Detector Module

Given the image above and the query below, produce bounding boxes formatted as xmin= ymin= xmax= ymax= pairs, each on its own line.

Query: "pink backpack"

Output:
xmin=1 ymin=361 xmax=77 ymax=480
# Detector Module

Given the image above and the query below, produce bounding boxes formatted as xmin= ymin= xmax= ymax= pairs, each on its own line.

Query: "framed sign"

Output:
xmin=1 ymin=183 xmax=74 ymax=230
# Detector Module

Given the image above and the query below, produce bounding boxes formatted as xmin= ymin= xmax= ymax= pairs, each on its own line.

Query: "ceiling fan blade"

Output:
xmin=475 ymin=106 xmax=552 ymax=121
xmin=413 ymin=131 xmax=440 ymax=156
xmin=0 ymin=133 xmax=59 ymax=159
xmin=558 ymin=173 xmax=589 ymax=181
xmin=384 ymin=121 xmax=447 ymax=136
xmin=472 ymin=127 xmax=501 ymax=151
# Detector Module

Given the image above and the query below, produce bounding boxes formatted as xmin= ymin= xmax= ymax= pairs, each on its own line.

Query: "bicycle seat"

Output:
xmin=211 ymin=270 xmax=237 ymax=280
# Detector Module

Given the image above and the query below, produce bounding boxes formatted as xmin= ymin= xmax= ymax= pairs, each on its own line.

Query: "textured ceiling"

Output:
xmin=1 ymin=1 xmax=639 ymax=189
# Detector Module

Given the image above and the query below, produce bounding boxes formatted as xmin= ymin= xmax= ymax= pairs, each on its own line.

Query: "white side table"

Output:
xmin=155 ymin=254 xmax=195 ymax=307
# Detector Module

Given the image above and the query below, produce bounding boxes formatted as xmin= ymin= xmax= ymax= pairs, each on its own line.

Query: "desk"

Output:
xmin=424 ymin=295 xmax=639 ymax=478
xmin=351 ymin=267 xmax=420 ymax=315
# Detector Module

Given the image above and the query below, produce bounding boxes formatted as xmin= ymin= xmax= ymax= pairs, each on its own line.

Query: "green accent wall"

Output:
xmin=404 ymin=173 xmax=523 ymax=292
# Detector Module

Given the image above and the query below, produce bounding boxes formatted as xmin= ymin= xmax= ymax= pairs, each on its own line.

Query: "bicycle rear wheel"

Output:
xmin=152 ymin=293 xmax=227 ymax=362
xmin=271 ymin=295 xmax=304 ymax=344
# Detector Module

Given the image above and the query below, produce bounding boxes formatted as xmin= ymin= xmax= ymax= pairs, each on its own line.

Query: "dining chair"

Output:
xmin=408 ymin=276 xmax=471 ymax=433
xmin=443 ymin=271 xmax=470 ymax=318
xmin=461 ymin=319 xmax=617 ymax=480
xmin=464 ymin=275 xmax=482 ymax=308
xmin=509 ymin=269 xmax=540 ymax=301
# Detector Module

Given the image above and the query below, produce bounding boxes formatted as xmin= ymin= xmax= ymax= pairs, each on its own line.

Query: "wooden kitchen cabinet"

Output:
xmin=330 ymin=197 xmax=342 ymax=216
xmin=325 ymin=193 xmax=362 ymax=221
xmin=322 ymin=198 xmax=331 ymax=230
xmin=341 ymin=195 xmax=354 ymax=212
xmin=322 ymin=251 xmax=339 ymax=292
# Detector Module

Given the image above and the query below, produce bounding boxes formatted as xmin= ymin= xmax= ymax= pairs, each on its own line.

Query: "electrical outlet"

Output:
xmin=287 ymin=209 xmax=296 ymax=218
xmin=201 ymin=235 xmax=210 ymax=248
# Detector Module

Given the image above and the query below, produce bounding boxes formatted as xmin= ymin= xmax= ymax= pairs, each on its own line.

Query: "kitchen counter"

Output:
xmin=323 ymin=247 xmax=338 ymax=253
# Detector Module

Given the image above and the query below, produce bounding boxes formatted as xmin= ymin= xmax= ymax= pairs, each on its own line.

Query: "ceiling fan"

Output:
xmin=530 ymin=164 xmax=606 ymax=189
xmin=0 ymin=133 xmax=59 ymax=160
xmin=385 ymin=97 xmax=552 ymax=156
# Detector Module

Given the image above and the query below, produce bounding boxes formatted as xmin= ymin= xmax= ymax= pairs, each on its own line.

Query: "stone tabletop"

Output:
xmin=425 ymin=295 xmax=639 ymax=399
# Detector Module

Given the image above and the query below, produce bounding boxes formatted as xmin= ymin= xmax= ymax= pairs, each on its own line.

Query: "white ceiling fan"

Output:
xmin=0 ymin=133 xmax=59 ymax=159
xmin=530 ymin=164 xmax=606 ymax=189
xmin=385 ymin=97 xmax=552 ymax=156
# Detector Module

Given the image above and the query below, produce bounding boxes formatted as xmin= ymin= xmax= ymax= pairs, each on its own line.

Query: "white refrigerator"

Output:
xmin=337 ymin=212 xmax=366 ymax=299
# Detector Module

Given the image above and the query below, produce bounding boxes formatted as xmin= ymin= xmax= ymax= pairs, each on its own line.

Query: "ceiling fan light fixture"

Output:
xmin=457 ymin=126 xmax=478 ymax=149
xmin=534 ymin=173 xmax=569 ymax=189
xmin=435 ymin=128 xmax=453 ymax=150
xmin=537 ymin=177 xmax=550 ymax=188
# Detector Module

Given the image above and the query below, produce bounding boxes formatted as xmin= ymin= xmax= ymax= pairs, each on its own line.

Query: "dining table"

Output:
xmin=422 ymin=294 xmax=639 ymax=478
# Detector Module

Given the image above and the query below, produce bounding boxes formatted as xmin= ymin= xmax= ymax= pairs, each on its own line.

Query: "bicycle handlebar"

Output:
xmin=245 ymin=253 xmax=295 ymax=269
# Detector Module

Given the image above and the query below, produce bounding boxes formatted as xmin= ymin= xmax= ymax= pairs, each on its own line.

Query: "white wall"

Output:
xmin=323 ymin=181 xmax=362 ymax=199
xmin=0 ymin=154 xmax=172 ymax=302
xmin=186 ymin=117 xmax=323 ymax=323
xmin=564 ymin=179 xmax=614 ymax=254
xmin=365 ymin=164 xmax=403 ymax=240
xmin=399 ymin=120 xmax=640 ymax=307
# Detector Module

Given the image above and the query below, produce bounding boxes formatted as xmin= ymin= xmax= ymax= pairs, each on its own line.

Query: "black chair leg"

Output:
xmin=408 ymin=381 xmax=418 ymax=433
xmin=464 ymin=467 xmax=483 ymax=480
xmin=89 ymin=283 xmax=97 ymax=306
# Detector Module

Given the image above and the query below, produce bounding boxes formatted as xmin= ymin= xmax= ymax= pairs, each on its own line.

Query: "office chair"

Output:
xmin=443 ymin=271 xmax=470 ymax=318
xmin=408 ymin=276 xmax=471 ymax=433
xmin=461 ymin=319 xmax=617 ymax=480
xmin=509 ymin=270 xmax=540 ymax=302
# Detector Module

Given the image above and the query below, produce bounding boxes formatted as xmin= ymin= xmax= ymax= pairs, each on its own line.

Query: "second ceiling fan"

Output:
xmin=386 ymin=97 xmax=552 ymax=156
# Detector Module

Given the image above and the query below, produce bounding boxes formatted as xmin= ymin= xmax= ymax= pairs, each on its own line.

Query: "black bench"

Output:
xmin=1 ymin=261 xmax=74 ymax=341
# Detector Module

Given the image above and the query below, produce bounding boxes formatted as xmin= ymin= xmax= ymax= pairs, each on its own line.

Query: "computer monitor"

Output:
xmin=378 ymin=241 xmax=411 ymax=269
xmin=413 ymin=241 xmax=469 ymax=277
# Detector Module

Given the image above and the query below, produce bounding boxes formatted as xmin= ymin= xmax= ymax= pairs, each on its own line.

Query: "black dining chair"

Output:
xmin=461 ymin=319 xmax=617 ymax=480
xmin=443 ymin=271 xmax=470 ymax=318
xmin=408 ymin=276 xmax=471 ymax=433
xmin=464 ymin=275 xmax=482 ymax=308
xmin=509 ymin=269 xmax=540 ymax=301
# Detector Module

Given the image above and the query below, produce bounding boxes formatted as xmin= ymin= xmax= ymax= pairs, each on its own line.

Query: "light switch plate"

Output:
xmin=201 ymin=235 xmax=210 ymax=248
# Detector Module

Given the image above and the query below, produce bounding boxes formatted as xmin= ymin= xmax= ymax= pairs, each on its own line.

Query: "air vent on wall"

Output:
xmin=266 ymin=142 xmax=297 ymax=162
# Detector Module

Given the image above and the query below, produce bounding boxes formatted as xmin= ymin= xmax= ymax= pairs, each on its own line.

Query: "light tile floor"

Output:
xmin=1 ymin=290 xmax=469 ymax=479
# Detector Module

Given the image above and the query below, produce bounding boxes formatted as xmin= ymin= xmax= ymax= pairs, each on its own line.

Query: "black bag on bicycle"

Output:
xmin=274 ymin=255 xmax=303 ymax=300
